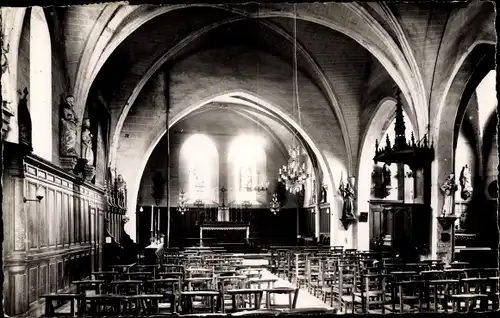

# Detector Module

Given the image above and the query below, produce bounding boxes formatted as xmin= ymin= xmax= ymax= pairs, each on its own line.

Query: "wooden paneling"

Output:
xmin=47 ymin=188 xmax=55 ymax=247
xmin=319 ymin=205 xmax=330 ymax=235
xmin=28 ymin=267 xmax=38 ymax=304
xmin=39 ymin=264 xmax=47 ymax=296
xmin=39 ymin=185 xmax=47 ymax=248
xmin=3 ymin=156 xmax=106 ymax=317
xmin=56 ymin=191 xmax=62 ymax=246
xmin=27 ymin=182 xmax=38 ymax=249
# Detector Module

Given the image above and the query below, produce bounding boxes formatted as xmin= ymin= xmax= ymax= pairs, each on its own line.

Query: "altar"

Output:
xmin=199 ymin=222 xmax=250 ymax=247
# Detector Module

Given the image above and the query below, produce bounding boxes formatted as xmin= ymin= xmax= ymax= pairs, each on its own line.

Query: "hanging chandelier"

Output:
xmin=269 ymin=193 xmax=280 ymax=215
xmin=177 ymin=191 xmax=188 ymax=215
xmin=277 ymin=5 xmax=309 ymax=194
xmin=278 ymin=145 xmax=308 ymax=194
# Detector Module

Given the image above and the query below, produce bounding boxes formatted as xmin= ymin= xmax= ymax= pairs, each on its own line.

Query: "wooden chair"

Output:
xmin=264 ymin=287 xmax=299 ymax=310
xmin=353 ymin=273 xmax=387 ymax=314
xmin=226 ymin=289 xmax=264 ymax=312
xmin=306 ymin=256 xmax=322 ymax=296
xmin=451 ymin=278 xmax=490 ymax=312
xmin=40 ymin=293 xmax=84 ymax=317
xmin=337 ymin=260 xmax=359 ymax=313
xmin=426 ymin=279 xmax=459 ymax=312
xmin=111 ymin=280 xmax=142 ymax=295
xmin=217 ymin=275 xmax=248 ymax=313
xmin=180 ymin=290 xmax=221 ymax=314
xmin=72 ymin=279 xmax=104 ymax=295
xmin=146 ymin=278 xmax=181 ymax=313
xmin=394 ymin=280 xmax=425 ymax=313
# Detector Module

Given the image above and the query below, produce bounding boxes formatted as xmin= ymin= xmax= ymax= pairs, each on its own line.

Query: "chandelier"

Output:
xmin=278 ymin=145 xmax=308 ymax=194
xmin=177 ymin=191 xmax=188 ymax=215
xmin=277 ymin=5 xmax=309 ymax=194
xmin=269 ymin=193 xmax=280 ymax=215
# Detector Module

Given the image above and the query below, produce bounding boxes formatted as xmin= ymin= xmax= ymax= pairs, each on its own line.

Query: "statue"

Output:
xmin=339 ymin=181 xmax=355 ymax=219
xmin=311 ymin=179 xmax=317 ymax=204
xmin=440 ymin=173 xmax=458 ymax=216
xmin=81 ymin=118 xmax=94 ymax=165
xmin=320 ymin=184 xmax=328 ymax=203
xmin=60 ymin=95 xmax=79 ymax=157
xmin=116 ymin=174 xmax=127 ymax=207
xmin=17 ymin=88 xmax=32 ymax=150
xmin=459 ymin=164 xmax=473 ymax=200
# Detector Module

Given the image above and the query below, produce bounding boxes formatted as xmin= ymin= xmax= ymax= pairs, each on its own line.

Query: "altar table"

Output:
xmin=199 ymin=224 xmax=250 ymax=247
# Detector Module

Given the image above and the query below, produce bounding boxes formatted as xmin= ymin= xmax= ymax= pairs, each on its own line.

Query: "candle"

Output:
xmin=158 ymin=208 xmax=161 ymax=234
xmin=151 ymin=205 xmax=154 ymax=233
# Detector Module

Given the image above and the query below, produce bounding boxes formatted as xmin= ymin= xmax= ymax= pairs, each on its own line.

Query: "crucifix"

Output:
xmin=218 ymin=186 xmax=230 ymax=222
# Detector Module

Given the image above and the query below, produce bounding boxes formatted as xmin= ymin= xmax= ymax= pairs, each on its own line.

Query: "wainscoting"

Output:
xmin=2 ymin=143 xmax=110 ymax=317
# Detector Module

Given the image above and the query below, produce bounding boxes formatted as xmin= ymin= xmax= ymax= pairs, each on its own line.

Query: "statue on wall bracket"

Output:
xmin=339 ymin=180 xmax=355 ymax=219
xmin=440 ymin=173 xmax=458 ymax=217
xmin=17 ymin=87 xmax=32 ymax=152
xmin=75 ymin=118 xmax=96 ymax=183
xmin=60 ymin=95 xmax=79 ymax=171
xmin=459 ymin=164 xmax=473 ymax=200
xmin=320 ymin=184 xmax=328 ymax=203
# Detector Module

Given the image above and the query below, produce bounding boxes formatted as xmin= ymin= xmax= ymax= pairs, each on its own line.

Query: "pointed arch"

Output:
xmin=29 ymin=7 xmax=52 ymax=161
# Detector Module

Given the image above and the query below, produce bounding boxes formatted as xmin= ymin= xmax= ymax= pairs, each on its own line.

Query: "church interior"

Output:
xmin=0 ymin=2 xmax=498 ymax=317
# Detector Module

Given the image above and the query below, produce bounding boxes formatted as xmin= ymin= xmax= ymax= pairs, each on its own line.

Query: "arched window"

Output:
xmin=179 ymin=134 xmax=218 ymax=203
xmin=228 ymin=135 xmax=267 ymax=204
xmin=372 ymin=111 xmax=415 ymax=201
xmin=30 ymin=7 xmax=52 ymax=161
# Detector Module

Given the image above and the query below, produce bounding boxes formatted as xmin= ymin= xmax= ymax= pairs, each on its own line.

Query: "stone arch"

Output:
xmin=2 ymin=7 xmax=27 ymax=143
xmin=77 ymin=3 xmax=426 ymax=143
xmin=29 ymin=7 xmax=53 ymax=161
xmin=356 ymin=97 xmax=419 ymax=250
xmin=123 ymin=90 xmax=341 ymax=242
xmin=107 ymin=16 xmax=353 ymax=173
xmin=431 ymin=40 xmax=495 ymax=258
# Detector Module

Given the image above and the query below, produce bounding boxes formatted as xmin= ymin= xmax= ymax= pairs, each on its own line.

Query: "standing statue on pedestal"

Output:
xmin=339 ymin=181 xmax=355 ymax=219
xmin=60 ymin=95 xmax=79 ymax=157
xmin=440 ymin=173 xmax=458 ymax=216
xmin=320 ymin=184 xmax=328 ymax=203
xmin=116 ymin=174 xmax=127 ymax=207
xmin=81 ymin=118 xmax=94 ymax=165
xmin=80 ymin=118 xmax=96 ymax=182
xmin=459 ymin=164 xmax=473 ymax=200
xmin=60 ymin=95 xmax=79 ymax=172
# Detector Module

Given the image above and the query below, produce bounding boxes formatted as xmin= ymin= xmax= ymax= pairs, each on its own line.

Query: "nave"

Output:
xmin=1 ymin=2 xmax=498 ymax=317
xmin=40 ymin=244 xmax=499 ymax=317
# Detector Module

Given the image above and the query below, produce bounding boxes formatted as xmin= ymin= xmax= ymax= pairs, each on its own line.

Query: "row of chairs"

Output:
xmin=269 ymin=246 xmax=499 ymax=313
